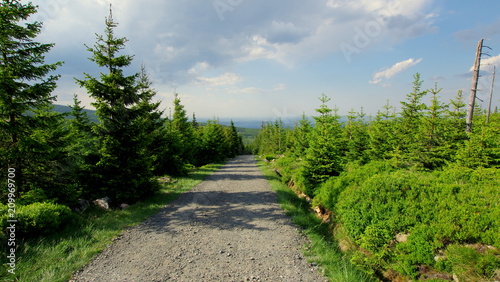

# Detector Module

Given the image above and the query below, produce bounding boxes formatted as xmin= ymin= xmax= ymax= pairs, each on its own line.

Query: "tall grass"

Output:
xmin=257 ymin=159 xmax=375 ymax=282
xmin=0 ymin=163 xmax=223 ymax=282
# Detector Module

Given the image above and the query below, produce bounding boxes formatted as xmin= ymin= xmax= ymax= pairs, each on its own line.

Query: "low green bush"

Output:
xmin=333 ymin=164 xmax=500 ymax=279
xmin=0 ymin=202 xmax=73 ymax=238
xmin=313 ymin=161 xmax=395 ymax=211
xmin=265 ymin=154 xmax=500 ymax=280
xmin=274 ymin=155 xmax=301 ymax=185
xmin=264 ymin=155 xmax=276 ymax=162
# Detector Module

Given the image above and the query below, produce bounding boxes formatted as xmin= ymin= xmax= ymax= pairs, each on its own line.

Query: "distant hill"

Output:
xmin=53 ymin=104 xmax=98 ymax=122
xmin=52 ymin=104 xmax=260 ymax=144
xmin=50 ymin=105 xmax=353 ymax=145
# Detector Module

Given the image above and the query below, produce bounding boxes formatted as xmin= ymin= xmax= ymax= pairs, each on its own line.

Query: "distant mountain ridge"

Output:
xmin=51 ymin=104 xmax=260 ymax=143
xmin=52 ymin=104 xmax=98 ymax=122
xmin=51 ymin=104 xmax=350 ymax=129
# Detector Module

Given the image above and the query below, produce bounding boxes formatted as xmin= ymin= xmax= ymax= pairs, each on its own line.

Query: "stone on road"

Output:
xmin=73 ymin=155 xmax=326 ymax=281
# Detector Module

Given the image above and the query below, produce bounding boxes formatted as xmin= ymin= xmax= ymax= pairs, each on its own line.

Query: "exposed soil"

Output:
xmin=72 ymin=155 xmax=326 ymax=281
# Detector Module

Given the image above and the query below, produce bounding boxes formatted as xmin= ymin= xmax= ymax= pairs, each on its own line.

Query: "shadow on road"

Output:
xmin=136 ymin=156 xmax=292 ymax=235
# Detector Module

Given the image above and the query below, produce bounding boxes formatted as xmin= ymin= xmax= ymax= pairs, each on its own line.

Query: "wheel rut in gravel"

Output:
xmin=72 ymin=155 xmax=326 ymax=281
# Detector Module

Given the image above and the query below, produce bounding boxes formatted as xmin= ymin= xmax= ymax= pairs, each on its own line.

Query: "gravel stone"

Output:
xmin=72 ymin=155 xmax=326 ymax=281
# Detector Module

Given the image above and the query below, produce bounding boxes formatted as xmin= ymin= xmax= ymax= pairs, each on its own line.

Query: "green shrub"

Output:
xmin=392 ymin=224 xmax=437 ymax=278
xmin=314 ymin=161 xmax=395 ymax=211
xmin=0 ymin=202 xmax=73 ymax=238
xmin=333 ymin=163 xmax=500 ymax=279
xmin=274 ymin=155 xmax=300 ymax=185
xmin=264 ymin=155 xmax=276 ymax=162
xmin=18 ymin=189 xmax=49 ymax=205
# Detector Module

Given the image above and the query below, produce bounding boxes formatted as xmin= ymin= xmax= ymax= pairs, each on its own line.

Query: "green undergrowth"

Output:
xmin=0 ymin=163 xmax=223 ymax=282
xmin=257 ymin=159 xmax=375 ymax=282
xmin=266 ymin=154 xmax=500 ymax=281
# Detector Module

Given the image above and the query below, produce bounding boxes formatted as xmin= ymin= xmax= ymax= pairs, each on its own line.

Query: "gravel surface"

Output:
xmin=72 ymin=155 xmax=326 ymax=281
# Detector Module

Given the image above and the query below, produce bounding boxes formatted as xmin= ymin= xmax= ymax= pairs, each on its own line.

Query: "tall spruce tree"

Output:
xmin=199 ymin=120 xmax=226 ymax=164
xmin=420 ymin=84 xmax=449 ymax=168
xmin=367 ymin=100 xmax=397 ymax=160
xmin=171 ymin=93 xmax=194 ymax=164
xmin=299 ymin=94 xmax=343 ymax=196
xmin=395 ymin=73 xmax=428 ymax=167
xmin=76 ymin=8 xmax=159 ymax=203
xmin=344 ymin=108 xmax=369 ymax=164
xmin=66 ymin=95 xmax=98 ymax=200
xmin=0 ymin=0 xmax=63 ymax=197
xmin=224 ymin=120 xmax=243 ymax=158
xmin=289 ymin=113 xmax=312 ymax=157
xmin=445 ymin=90 xmax=468 ymax=155
xmin=135 ymin=65 xmax=166 ymax=175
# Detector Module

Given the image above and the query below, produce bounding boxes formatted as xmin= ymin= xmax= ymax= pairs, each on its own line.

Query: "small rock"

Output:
xmin=93 ymin=197 xmax=110 ymax=210
xmin=395 ymin=233 xmax=409 ymax=243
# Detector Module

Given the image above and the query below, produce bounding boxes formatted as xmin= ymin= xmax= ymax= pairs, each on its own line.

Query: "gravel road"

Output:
xmin=72 ymin=155 xmax=326 ymax=281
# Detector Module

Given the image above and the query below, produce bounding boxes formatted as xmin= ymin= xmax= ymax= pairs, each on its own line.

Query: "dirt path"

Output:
xmin=72 ymin=155 xmax=326 ymax=281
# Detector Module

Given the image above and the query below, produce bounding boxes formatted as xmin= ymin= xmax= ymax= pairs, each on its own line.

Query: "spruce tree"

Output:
xmin=395 ymin=73 xmax=428 ymax=167
xmin=445 ymin=90 xmax=468 ymax=156
xmin=224 ymin=120 xmax=242 ymax=158
xmin=171 ymin=93 xmax=194 ymax=163
xmin=367 ymin=100 xmax=397 ymax=160
xmin=24 ymin=104 xmax=75 ymax=204
xmin=299 ymin=94 xmax=343 ymax=196
xmin=66 ymin=95 xmax=98 ymax=200
xmin=289 ymin=113 xmax=312 ymax=157
xmin=253 ymin=122 xmax=273 ymax=155
xmin=76 ymin=9 xmax=159 ymax=203
xmin=420 ymin=84 xmax=448 ymax=168
xmin=0 ymin=0 xmax=63 ymax=197
xmin=344 ymin=108 xmax=369 ymax=164
xmin=157 ymin=117 xmax=187 ymax=175
xmin=192 ymin=113 xmax=199 ymax=129
xmin=135 ymin=66 xmax=166 ymax=175
xmin=199 ymin=120 xmax=226 ymax=164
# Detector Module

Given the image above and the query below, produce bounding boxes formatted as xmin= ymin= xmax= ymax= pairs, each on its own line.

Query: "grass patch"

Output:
xmin=0 ymin=163 xmax=223 ymax=282
xmin=257 ymin=159 xmax=375 ymax=282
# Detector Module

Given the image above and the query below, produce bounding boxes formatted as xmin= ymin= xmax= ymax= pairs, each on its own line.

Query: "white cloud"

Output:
xmin=25 ymin=0 xmax=440 ymax=115
xmin=228 ymin=87 xmax=265 ymax=95
xmin=195 ymin=72 xmax=242 ymax=87
xmin=326 ymin=0 xmax=341 ymax=8
xmin=469 ymin=54 xmax=500 ymax=72
xmin=188 ymin=62 xmax=210 ymax=75
xmin=33 ymin=0 xmax=438 ymax=80
xmin=370 ymin=58 xmax=423 ymax=84
xmin=273 ymin=83 xmax=287 ymax=91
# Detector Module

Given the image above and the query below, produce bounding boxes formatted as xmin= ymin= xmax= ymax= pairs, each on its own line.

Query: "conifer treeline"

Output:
xmin=254 ymin=74 xmax=499 ymax=188
xmin=253 ymin=74 xmax=500 ymax=280
xmin=0 ymin=1 xmax=243 ymax=207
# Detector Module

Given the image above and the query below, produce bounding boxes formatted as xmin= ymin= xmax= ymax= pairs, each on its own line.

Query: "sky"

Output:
xmin=27 ymin=0 xmax=500 ymax=123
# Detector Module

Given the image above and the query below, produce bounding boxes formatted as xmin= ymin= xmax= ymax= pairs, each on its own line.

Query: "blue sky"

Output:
xmin=29 ymin=0 xmax=500 ymax=122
